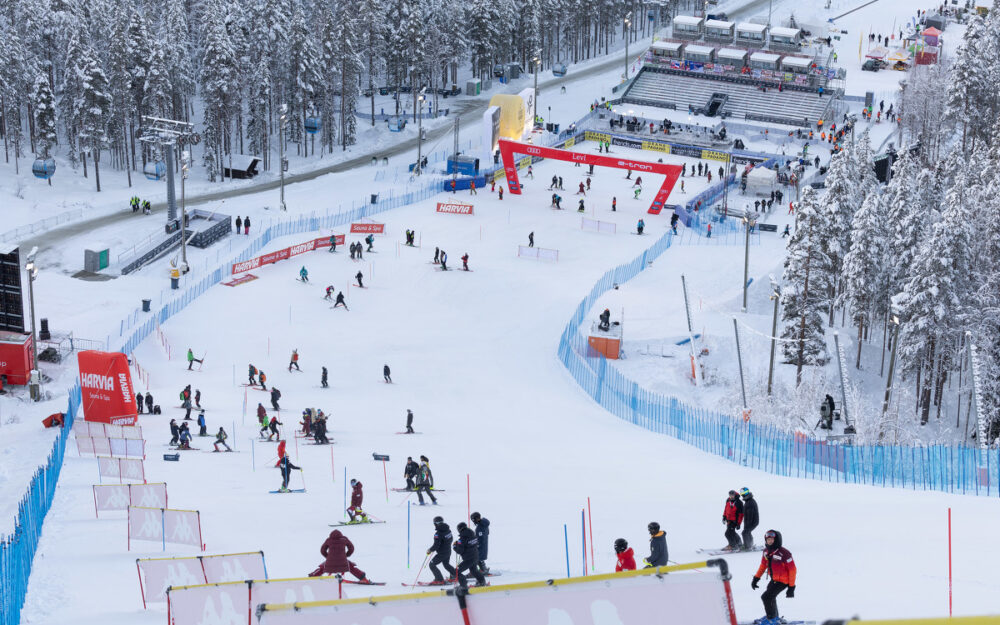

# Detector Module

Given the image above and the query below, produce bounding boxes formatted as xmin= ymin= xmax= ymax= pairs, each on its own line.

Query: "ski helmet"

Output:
xmin=457 ymin=522 xmax=468 ymax=532
xmin=647 ymin=522 xmax=660 ymax=534
xmin=350 ymin=479 xmax=357 ymax=486
xmin=728 ymin=489 xmax=738 ymax=497
xmin=433 ymin=516 xmax=444 ymax=525
xmin=470 ymin=512 xmax=482 ymax=523
xmin=739 ymin=487 xmax=751 ymax=498
xmin=614 ymin=538 xmax=628 ymax=554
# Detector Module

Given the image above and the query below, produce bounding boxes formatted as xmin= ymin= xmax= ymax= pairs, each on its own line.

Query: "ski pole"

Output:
xmin=299 ymin=468 xmax=306 ymax=492
xmin=410 ymin=552 xmax=431 ymax=587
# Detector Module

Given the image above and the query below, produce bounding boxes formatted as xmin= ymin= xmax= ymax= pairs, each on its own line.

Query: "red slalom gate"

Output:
xmin=498 ymin=138 xmax=682 ymax=215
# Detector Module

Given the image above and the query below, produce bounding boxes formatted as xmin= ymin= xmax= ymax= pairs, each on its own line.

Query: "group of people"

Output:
xmin=129 ymin=196 xmax=152 ymax=214
xmin=403 ymin=455 xmax=436 ymax=505
xmin=424 ymin=513 xmax=491 ymax=587
xmin=299 ymin=407 xmax=331 ymax=444
xmin=324 ymin=285 xmax=349 ymax=309
xmin=233 ymin=215 xmax=251 ymax=235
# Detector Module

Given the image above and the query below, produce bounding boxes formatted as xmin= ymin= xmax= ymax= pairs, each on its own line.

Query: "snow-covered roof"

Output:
xmin=717 ymin=48 xmax=748 ymax=60
xmin=750 ymin=52 xmax=781 ymax=63
xmin=737 ymin=22 xmax=767 ymax=33
xmin=705 ymin=20 xmax=735 ymax=30
xmin=770 ymin=27 xmax=801 ymax=38
xmin=673 ymin=15 xmax=704 ymax=26
xmin=747 ymin=167 xmax=777 ymax=183
xmin=684 ymin=44 xmax=715 ymax=56
xmin=651 ymin=41 xmax=685 ymax=51
xmin=781 ymin=55 xmax=813 ymax=68
xmin=225 ymin=154 xmax=261 ymax=171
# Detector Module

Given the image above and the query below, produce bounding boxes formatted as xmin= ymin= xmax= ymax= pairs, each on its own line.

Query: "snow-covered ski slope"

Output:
xmin=22 ymin=141 xmax=1000 ymax=625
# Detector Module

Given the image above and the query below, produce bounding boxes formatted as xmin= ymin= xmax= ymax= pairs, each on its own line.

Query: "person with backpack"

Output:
xmin=259 ymin=370 xmax=267 ymax=391
xmin=248 ymin=364 xmax=258 ymax=385
xmin=365 ymin=234 xmax=375 ymax=252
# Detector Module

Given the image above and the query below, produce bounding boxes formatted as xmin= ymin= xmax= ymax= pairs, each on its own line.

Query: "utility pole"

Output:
xmin=742 ymin=215 xmax=751 ymax=312
xmin=624 ymin=12 xmax=632 ymax=82
xmin=279 ymin=105 xmax=288 ymax=211
xmin=139 ymin=116 xmax=196 ymax=230
xmin=734 ymin=318 xmax=748 ymax=415
xmin=24 ymin=247 xmax=40 ymax=401
xmin=533 ymin=53 xmax=541 ymax=125
xmin=881 ymin=316 xmax=900 ymax=416
xmin=767 ymin=283 xmax=781 ymax=395
xmin=180 ymin=151 xmax=189 ymax=271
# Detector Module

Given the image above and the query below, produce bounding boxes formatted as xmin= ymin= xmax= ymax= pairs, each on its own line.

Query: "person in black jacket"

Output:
xmin=145 ymin=393 xmax=154 ymax=414
xmin=416 ymin=456 xmax=436 ymax=505
xmin=454 ymin=522 xmax=486 ymax=587
xmin=270 ymin=387 xmax=281 ymax=411
xmin=471 ymin=512 xmax=490 ymax=574
xmin=645 ymin=521 xmax=668 ymax=567
xmin=426 ymin=517 xmax=456 ymax=584
xmin=313 ymin=415 xmax=330 ymax=444
xmin=405 ymin=409 xmax=415 ymax=434
xmin=137 ymin=392 xmax=144 ymax=414
xmin=404 ymin=457 xmax=420 ymax=490
xmin=277 ymin=452 xmax=300 ymax=492
xmin=383 ymin=364 xmax=392 ymax=383
xmin=321 ymin=367 xmax=328 ymax=388
xmin=169 ymin=419 xmax=180 ymax=446
xmin=740 ymin=487 xmax=759 ymax=550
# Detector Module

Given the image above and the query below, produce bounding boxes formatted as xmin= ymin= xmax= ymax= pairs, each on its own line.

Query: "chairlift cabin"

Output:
xmin=552 ymin=63 xmax=568 ymax=77
xmin=304 ymin=117 xmax=321 ymax=134
xmin=388 ymin=118 xmax=407 ymax=132
xmin=31 ymin=157 xmax=56 ymax=180
xmin=143 ymin=160 xmax=167 ymax=181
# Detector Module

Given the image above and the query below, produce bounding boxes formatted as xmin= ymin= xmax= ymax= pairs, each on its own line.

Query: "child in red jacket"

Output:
xmin=614 ymin=538 xmax=636 ymax=572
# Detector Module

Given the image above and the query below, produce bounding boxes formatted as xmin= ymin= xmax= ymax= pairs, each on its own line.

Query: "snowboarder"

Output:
xmin=461 ymin=254 xmax=469 ymax=271
xmin=752 ymin=530 xmax=796 ymax=625
xmin=187 ymin=348 xmax=203 ymax=370
xmin=169 ymin=419 xmax=180 ymax=446
xmin=528 ymin=232 xmax=534 ymax=247
xmin=145 ymin=393 xmax=154 ymax=414
xmin=637 ymin=219 xmax=645 ymax=235
xmin=426 ymin=517 xmax=456 ymax=584
xmin=309 ymin=530 xmax=369 ymax=581
xmin=270 ymin=387 xmax=281 ymax=412
xmin=471 ymin=512 xmax=490 ymax=575
xmin=741 ymin=488 xmax=759 ymax=550
xmin=248 ymin=364 xmax=258 ymax=385
xmin=197 ymin=410 xmax=207 ymax=436
xmin=329 ymin=234 xmax=337 ymax=253
xmin=324 ymin=286 xmax=334 ymax=301
xmin=136 ymin=392 xmax=144 ymax=414
xmin=645 ymin=522 xmax=668 ymax=567
xmin=454 ymin=522 xmax=486 ymax=587
xmin=299 ymin=266 xmax=309 ymax=283
xmin=213 ymin=427 xmax=232 ymax=452
xmin=615 ymin=538 xmax=636 ymax=572
xmin=334 ymin=291 xmax=348 ymax=309
xmin=259 ymin=370 xmax=267 ymax=391
xmin=347 ymin=479 xmax=366 ymax=522
xmin=365 ymin=234 xmax=374 ymax=252
xmin=355 ymin=271 xmax=364 ymax=288
xmin=383 ymin=364 xmax=392 ymax=383
xmin=243 ymin=216 xmax=250 ymax=235
xmin=405 ymin=409 xmax=415 ymax=433
xmin=289 ymin=349 xmax=300 ymax=371
xmin=321 ymin=366 xmax=329 ymax=388
xmin=416 ymin=455 xmax=436 ymax=505
xmin=723 ymin=489 xmax=744 ymax=551
xmin=267 ymin=415 xmax=282 ymax=441
xmin=404 ymin=456 xmax=420 ymax=489
xmin=440 ymin=250 xmax=448 ymax=271
xmin=276 ymin=451 xmax=300 ymax=492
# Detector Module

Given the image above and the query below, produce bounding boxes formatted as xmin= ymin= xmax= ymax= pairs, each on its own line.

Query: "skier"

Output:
xmin=355 ymin=271 xmax=364 ymax=288
xmin=670 ymin=213 xmax=679 ymax=235
xmin=498 ymin=186 xmax=503 ymax=200
xmin=578 ymin=199 xmax=585 ymax=213
xmin=416 ymin=455 xmax=436 ymax=505
xmin=406 ymin=409 xmax=415 ymax=433
xmin=270 ymin=387 xmax=281 ymax=411
xmin=244 ymin=216 xmax=250 ymax=235
xmin=558 ymin=176 xmax=563 ymax=189
xmin=195 ymin=389 xmax=202 ymax=409
xmin=136 ymin=392 xmax=144 ymax=414
xmin=334 ymin=291 xmax=348 ymax=310
xmin=528 ymin=232 xmax=534 ymax=247
xmin=433 ymin=247 xmax=440 ymax=264
xmin=549 ymin=175 xmax=557 ymax=190
xmin=289 ymin=349 xmax=300 ymax=371
xmin=213 ymin=427 xmax=232 ymax=452
xmin=329 ymin=234 xmax=337 ymax=253
xmin=177 ymin=423 xmax=193 ymax=449
xmin=741 ymin=487 xmax=759 ymax=550
xmin=187 ymin=348 xmax=203 ymax=370
xmin=626 ymin=169 xmax=632 ymax=180
xmin=440 ymin=250 xmax=448 ymax=271
xmin=752 ymin=530 xmax=796 ymax=625
xmin=324 ymin=286 xmax=334 ymax=301
xmin=426 ymin=517 xmax=456 ymax=584
xmin=300 ymin=409 xmax=314 ymax=437
xmin=180 ymin=385 xmax=193 ymax=419
xmin=723 ymin=489 xmax=745 ymax=551
xmin=350 ymin=242 xmax=357 ymax=260
xmin=644 ymin=522 xmax=668 ymax=567
xmin=637 ymin=219 xmax=645 ymax=235
xmin=347 ymin=479 xmax=367 ymax=522
xmin=633 ymin=186 xmax=642 ymax=200
xmin=276 ymin=451 xmax=300 ymax=492
xmin=404 ymin=456 xmax=420 ymax=489
xmin=471 ymin=511 xmax=490 ymax=575
xmin=454 ymin=522 xmax=487 ymax=587
xmin=197 ymin=410 xmax=207 ymax=436
xmin=249 ymin=364 xmax=258 ymax=385
xmin=365 ymin=234 xmax=374 ymax=252
xmin=634 ymin=176 xmax=642 ymax=188
xmin=299 ymin=266 xmax=309 ymax=283
xmin=527 ymin=165 xmax=533 ymax=178
xmin=578 ymin=182 xmax=586 ymax=195
xmin=383 ymin=364 xmax=392 ymax=383
xmin=169 ymin=419 xmax=180 ymax=446
xmin=313 ymin=414 xmax=330 ymax=444
xmin=321 ymin=366 xmax=329 ymax=388
xmin=145 ymin=392 xmax=154 ymax=414
xmin=470 ymin=179 xmax=477 ymax=195
xmin=615 ymin=538 xmax=636 ymax=572
xmin=611 ymin=197 xmax=616 ymax=212
xmin=309 ymin=530 xmax=370 ymax=582
xmin=267 ymin=415 xmax=282 ymax=441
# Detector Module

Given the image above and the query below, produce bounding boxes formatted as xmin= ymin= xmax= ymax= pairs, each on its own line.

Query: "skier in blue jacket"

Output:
xmin=471 ymin=512 xmax=491 ymax=574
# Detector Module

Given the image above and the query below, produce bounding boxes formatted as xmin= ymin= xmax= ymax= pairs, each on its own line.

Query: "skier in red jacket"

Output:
xmin=722 ymin=489 xmax=744 ymax=551
xmin=614 ymin=538 xmax=636 ymax=572
xmin=752 ymin=529 xmax=797 ymax=625
xmin=308 ymin=530 xmax=369 ymax=582
xmin=347 ymin=479 xmax=367 ymax=522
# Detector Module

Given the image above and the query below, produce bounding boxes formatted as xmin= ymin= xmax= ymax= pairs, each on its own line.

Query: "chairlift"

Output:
xmin=387 ymin=118 xmax=406 ymax=132
xmin=143 ymin=161 xmax=167 ymax=181
xmin=552 ymin=63 xmax=568 ymax=77
xmin=32 ymin=157 xmax=56 ymax=180
xmin=304 ymin=117 xmax=321 ymax=134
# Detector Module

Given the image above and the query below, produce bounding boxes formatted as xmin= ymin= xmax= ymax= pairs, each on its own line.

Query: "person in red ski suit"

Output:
xmin=723 ymin=489 xmax=744 ymax=550
xmin=614 ymin=538 xmax=636 ymax=572
xmin=347 ymin=479 xmax=366 ymax=521
xmin=752 ymin=529 xmax=797 ymax=623
xmin=309 ymin=530 xmax=368 ymax=581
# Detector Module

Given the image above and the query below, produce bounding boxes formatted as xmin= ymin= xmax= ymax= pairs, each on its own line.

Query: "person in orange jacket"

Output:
xmin=751 ymin=529 xmax=796 ymax=625
xmin=614 ymin=538 xmax=636 ymax=572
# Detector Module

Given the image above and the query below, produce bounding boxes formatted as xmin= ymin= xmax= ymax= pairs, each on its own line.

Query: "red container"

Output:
xmin=0 ymin=331 xmax=34 ymax=385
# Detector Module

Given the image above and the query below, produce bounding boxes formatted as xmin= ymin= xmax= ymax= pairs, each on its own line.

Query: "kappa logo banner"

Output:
xmin=349 ymin=222 xmax=385 ymax=234
xmin=77 ymin=351 xmax=137 ymax=426
xmin=436 ymin=202 xmax=475 ymax=215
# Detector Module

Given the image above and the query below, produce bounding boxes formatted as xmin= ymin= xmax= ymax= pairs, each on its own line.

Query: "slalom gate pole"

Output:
xmin=587 ymin=497 xmax=595 ymax=571
xmin=948 ymin=507 xmax=953 ymax=616
xmin=300 ymin=468 xmax=307 ymax=492
xmin=251 ymin=438 xmax=255 ymax=471
xmin=408 ymin=500 xmax=411 ymax=568
xmin=383 ymin=461 xmax=389 ymax=502
xmin=467 ymin=474 xmax=471 ymax=524
xmin=563 ymin=524 xmax=570 ymax=577
xmin=581 ymin=508 xmax=587 ymax=575
xmin=344 ymin=466 xmax=347 ymax=519
xmin=294 ymin=434 xmax=299 ymax=458
xmin=232 ymin=421 xmax=237 ymax=451
xmin=331 ymin=448 xmax=335 ymax=481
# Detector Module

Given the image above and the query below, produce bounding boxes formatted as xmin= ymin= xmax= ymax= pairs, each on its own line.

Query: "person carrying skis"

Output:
xmin=299 ymin=266 xmax=309 ymax=282
xmin=405 ymin=409 xmax=415 ymax=434
xmin=259 ymin=370 xmax=267 ymax=391
xmin=454 ymin=522 xmax=487 ymax=587
xmin=329 ymin=234 xmax=337 ymax=253
xmin=197 ymin=410 xmax=207 ymax=436
xmin=383 ymin=364 xmax=392 ymax=383
xmin=723 ymin=489 xmax=745 ymax=551
xmin=426 ymin=517 xmax=456 ymax=584
xmin=289 ymin=349 xmax=300 ymax=371
xmin=615 ymin=538 xmax=636 ymax=572
xmin=752 ymin=530 xmax=796 ymax=625
xmin=249 ymin=364 xmax=258 ymax=385
xmin=741 ymin=487 xmax=759 ymax=550
xmin=347 ymin=479 xmax=367 ymax=522
xmin=309 ymin=530 xmax=370 ymax=582
xmin=270 ymin=387 xmax=281 ymax=411
xmin=416 ymin=455 xmax=436 ymax=505
xmin=187 ymin=348 xmax=203 ymax=370
xmin=267 ymin=415 xmax=282 ymax=441
xmin=169 ymin=419 xmax=180 ymax=446
xmin=404 ymin=456 xmax=420 ymax=490
xmin=213 ymin=427 xmax=232 ymax=452
xmin=276 ymin=451 xmax=300 ymax=492
xmin=321 ymin=366 xmax=329 ymax=388
xmin=644 ymin=522 xmax=668 ymax=567
xmin=471 ymin=512 xmax=490 ymax=574
xmin=365 ymin=234 xmax=374 ymax=252
xmin=356 ymin=271 xmax=364 ymax=288
xmin=461 ymin=254 xmax=469 ymax=271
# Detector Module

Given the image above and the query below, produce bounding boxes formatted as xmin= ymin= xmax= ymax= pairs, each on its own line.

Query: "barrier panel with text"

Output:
xmin=436 ymin=202 xmax=475 ymax=215
xmin=167 ymin=575 xmax=340 ymax=625
xmin=94 ymin=482 xmax=167 ymax=515
xmin=137 ymin=552 xmax=267 ymax=606
xmin=231 ymin=234 xmax=346 ymax=275
xmin=128 ymin=506 xmax=204 ymax=552
xmin=78 ymin=436 xmax=145 ymax=458
xmin=98 ymin=456 xmax=146 ymax=483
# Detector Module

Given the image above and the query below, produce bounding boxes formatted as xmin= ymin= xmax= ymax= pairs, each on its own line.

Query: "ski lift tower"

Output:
xmin=139 ymin=116 xmax=198 ymax=233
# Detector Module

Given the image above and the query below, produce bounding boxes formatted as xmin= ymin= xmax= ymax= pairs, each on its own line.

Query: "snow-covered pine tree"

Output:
xmin=840 ymin=191 xmax=888 ymax=369
xmin=245 ymin=55 xmax=270 ymax=168
xmin=287 ymin=1 xmax=322 ymax=155
xmin=143 ymin=38 xmax=173 ymax=120
xmin=357 ymin=0 xmax=387 ymax=125
xmin=816 ymin=143 xmax=858 ymax=326
xmin=200 ymin=1 xmax=239 ymax=180
xmin=942 ymin=12 xmax=987 ymax=154
xmin=76 ymin=42 xmax=111 ymax=190
xmin=31 ymin=71 xmax=58 ymax=159
xmin=162 ymin=0 xmax=195 ymax=121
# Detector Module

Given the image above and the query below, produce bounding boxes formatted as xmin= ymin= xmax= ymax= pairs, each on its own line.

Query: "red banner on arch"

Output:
xmin=498 ymin=138 xmax=682 ymax=215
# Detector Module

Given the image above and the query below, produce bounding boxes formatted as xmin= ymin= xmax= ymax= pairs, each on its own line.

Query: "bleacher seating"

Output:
xmin=623 ymin=68 xmax=831 ymax=127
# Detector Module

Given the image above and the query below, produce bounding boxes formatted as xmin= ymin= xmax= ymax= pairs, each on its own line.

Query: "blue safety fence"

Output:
xmin=557 ymin=226 xmax=1000 ymax=497
xmin=0 ymin=383 xmax=81 ymax=625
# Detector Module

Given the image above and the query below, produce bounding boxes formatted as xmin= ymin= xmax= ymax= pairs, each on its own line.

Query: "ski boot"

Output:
xmin=279 ymin=487 xmax=290 ymax=493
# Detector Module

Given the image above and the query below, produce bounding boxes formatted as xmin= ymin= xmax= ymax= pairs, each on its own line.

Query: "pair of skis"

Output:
xmin=696 ymin=546 xmax=764 ymax=556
